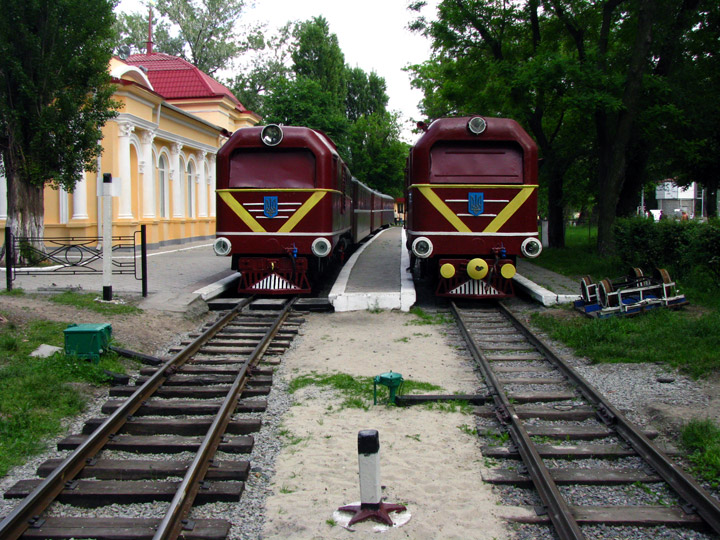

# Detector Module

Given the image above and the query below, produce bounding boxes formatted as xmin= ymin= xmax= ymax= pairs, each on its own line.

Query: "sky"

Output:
xmin=116 ymin=0 xmax=438 ymax=143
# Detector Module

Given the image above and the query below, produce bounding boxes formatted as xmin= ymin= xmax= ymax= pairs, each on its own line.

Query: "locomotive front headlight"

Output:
xmin=467 ymin=116 xmax=487 ymax=135
xmin=261 ymin=124 xmax=284 ymax=146
xmin=411 ymin=237 xmax=433 ymax=258
xmin=311 ymin=237 xmax=332 ymax=257
xmin=521 ymin=237 xmax=543 ymax=258
xmin=213 ymin=237 xmax=232 ymax=256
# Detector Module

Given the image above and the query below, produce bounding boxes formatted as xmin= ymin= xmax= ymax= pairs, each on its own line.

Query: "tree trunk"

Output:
xmin=596 ymin=0 xmax=656 ymax=256
xmin=2 ymin=161 xmax=45 ymax=265
xmin=547 ymin=164 xmax=565 ymax=248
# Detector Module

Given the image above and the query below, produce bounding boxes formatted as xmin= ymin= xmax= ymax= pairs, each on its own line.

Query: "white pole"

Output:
xmin=102 ymin=173 xmax=113 ymax=301
xmin=357 ymin=429 xmax=382 ymax=507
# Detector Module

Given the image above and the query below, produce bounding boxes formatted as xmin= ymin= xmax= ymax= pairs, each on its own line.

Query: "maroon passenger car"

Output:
xmin=405 ymin=116 xmax=542 ymax=299
xmin=214 ymin=124 xmax=392 ymax=294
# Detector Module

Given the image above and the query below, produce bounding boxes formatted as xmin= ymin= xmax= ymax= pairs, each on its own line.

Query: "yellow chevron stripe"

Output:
xmin=279 ymin=191 xmax=327 ymax=233
xmin=218 ymin=191 xmax=265 ymax=233
xmin=410 ymin=184 xmax=539 ymax=190
xmin=484 ymin=187 xmax=535 ymax=233
xmin=414 ymin=184 xmax=536 ymax=234
xmin=418 ymin=186 xmax=471 ymax=233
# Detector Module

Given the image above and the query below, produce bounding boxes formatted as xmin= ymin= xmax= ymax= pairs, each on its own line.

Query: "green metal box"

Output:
xmin=64 ymin=323 xmax=112 ymax=363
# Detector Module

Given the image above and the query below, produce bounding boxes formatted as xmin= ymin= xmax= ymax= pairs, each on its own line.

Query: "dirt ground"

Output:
xmin=0 ymin=293 xmax=213 ymax=358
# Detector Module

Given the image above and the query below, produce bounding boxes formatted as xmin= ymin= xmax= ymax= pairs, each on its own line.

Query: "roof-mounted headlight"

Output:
xmin=468 ymin=116 xmax=487 ymax=135
xmin=261 ymin=124 xmax=283 ymax=146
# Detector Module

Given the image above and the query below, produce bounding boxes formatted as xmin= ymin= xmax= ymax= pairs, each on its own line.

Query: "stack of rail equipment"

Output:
xmin=575 ymin=268 xmax=688 ymax=318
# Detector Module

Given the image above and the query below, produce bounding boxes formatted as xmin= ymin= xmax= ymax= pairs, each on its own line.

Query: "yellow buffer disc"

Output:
xmin=467 ymin=258 xmax=488 ymax=280
xmin=440 ymin=263 xmax=456 ymax=279
xmin=501 ymin=264 xmax=516 ymax=279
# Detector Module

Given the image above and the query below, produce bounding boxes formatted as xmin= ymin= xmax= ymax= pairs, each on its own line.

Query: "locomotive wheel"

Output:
xmin=631 ymin=267 xmax=644 ymax=279
xmin=598 ymin=278 xmax=617 ymax=307
xmin=580 ymin=276 xmax=594 ymax=303
xmin=656 ymin=268 xmax=673 ymax=284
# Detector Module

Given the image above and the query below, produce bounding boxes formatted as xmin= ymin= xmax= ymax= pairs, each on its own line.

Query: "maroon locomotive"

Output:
xmin=405 ymin=116 xmax=542 ymax=299
xmin=214 ymin=124 xmax=393 ymax=294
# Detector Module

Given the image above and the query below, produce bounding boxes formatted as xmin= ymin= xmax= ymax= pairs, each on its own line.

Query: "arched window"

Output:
xmin=158 ymin=154 xmax=169 ymax=218
xmin=187 ymin=160 xmax=196 ymax=218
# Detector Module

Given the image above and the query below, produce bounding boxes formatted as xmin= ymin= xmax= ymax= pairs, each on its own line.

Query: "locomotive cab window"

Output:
xmin=229 ymin=149 xmax=316 ymax=188
xmin=429 ymin=142 xmax=523 ymax=184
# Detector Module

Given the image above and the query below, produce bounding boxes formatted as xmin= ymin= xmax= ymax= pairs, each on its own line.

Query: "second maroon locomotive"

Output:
xmin=214 ymin=124 xmax=393 ymax=294
xmin=405 ymin=116 xmax=542 ymax=299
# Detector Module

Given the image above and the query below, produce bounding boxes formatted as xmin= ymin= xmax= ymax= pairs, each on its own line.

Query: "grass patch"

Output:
xmin=0 ymin=315 xmax=135 ymax=476
xmin=681 ymin=419 xmax=720 ymax=488
xmin=0 ymin=288 xmax=27 ymax=297
xmin=530 ymin=308 xmax=720 ymax=378
xmin=48 ymin=291 xmax=141 ymax=315
xmin=288 ymin=371 xmax=444 ymax=409
xmin=406 ymin=307 xmax=453 ymax=326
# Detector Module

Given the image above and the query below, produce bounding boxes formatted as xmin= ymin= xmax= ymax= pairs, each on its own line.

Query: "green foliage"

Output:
xmin=0 ymin=316 xmax=132 ymax=475
xmin=531 ymin=309 xmax=720 ymax=379
xmin=113 ymin=11 xmax=184 ymax=56
xmin=154 ymin=0 xmax=248 ymax=75
xmin=681 ymin=419 xmax=720 ymax=487
xmin=288 ymin=371 xmax=443 ymax=410
xmin=613 ymin=218 xmax=720 ymax=281
xmin=407 ymin=307 xmax=454 ymax=326
xmin=49 ymin=291 xmax=142 ymax=315
xmin=0 ymin=0 xmax=119 ymax=192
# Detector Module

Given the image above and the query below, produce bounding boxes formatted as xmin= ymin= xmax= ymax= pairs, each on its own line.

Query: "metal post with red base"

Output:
xmin=337 ymin=429 xmax=406 ymax=527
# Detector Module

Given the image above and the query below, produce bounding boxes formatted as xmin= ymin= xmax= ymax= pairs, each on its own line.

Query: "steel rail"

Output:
xmin=0 ymin=297 xmax=255 ymax=540
xmin=153 ymin=297 xmax=297 ymax=540
xmin=450 ymin=302 xmax=586 ymax=540
xmin=496 ymin=301 xmax=720 ymax=534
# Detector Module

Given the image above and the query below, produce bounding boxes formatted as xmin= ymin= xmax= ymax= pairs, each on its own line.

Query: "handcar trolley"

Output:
xmin=575 ymin=268 xmax=688 ymax=318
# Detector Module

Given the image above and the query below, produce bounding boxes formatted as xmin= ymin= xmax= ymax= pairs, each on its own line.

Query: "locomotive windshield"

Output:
xmin=429 ymin=142 xmax=523 ymax=184
xmin=229 ymin=149 xmax=316 ymax=188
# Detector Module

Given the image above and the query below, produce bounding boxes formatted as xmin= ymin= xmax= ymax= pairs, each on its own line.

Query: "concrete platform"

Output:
xmin=328 ymin=227 xmax=415 ymax=312
xmin=514 ymin=259 xmax=581 ymax=306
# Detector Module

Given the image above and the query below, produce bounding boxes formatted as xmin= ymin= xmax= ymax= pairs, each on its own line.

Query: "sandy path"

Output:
xmin=261 ymin=309 xmax=509 ymax=540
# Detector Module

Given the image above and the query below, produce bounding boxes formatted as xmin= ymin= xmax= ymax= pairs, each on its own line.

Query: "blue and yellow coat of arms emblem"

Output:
xmin=264 ymin=196 xmax=279 ymax=218
xmin=468 ymin=192 xmax=484 ymax=216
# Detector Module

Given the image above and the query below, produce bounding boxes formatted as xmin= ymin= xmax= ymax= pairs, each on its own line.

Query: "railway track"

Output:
xmin=451 ymin=301 xmax=720 ymax=539
xmin=0 ymin=297 xmax=301 ymax=540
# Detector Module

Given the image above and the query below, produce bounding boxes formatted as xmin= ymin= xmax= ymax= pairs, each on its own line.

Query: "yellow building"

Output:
xmin=0 ymin=53 xmax=259 ymax=246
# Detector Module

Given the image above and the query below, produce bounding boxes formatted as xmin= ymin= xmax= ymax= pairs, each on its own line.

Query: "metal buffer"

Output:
xmin=337 ymin=430 xmax=406 ymax=526
xmin=373 ymin=371 xmax=404 ymax=405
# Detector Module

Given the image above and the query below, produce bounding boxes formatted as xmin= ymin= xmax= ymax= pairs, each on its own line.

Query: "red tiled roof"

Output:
xmin=125 ymin=52 xmax=247 ymax=112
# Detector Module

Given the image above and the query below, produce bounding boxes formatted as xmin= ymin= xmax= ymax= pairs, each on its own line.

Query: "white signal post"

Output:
xmin=102 ymin=173 xmax=114 ymax=301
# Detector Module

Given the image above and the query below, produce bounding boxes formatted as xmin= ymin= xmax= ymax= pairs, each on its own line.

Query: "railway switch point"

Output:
xmin=373 ymin=372 xmax=404 ymax=405
xmin=337 ymin=430 xmax=407 ymax=528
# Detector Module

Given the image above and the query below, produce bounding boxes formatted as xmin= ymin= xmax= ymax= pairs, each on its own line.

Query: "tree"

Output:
xmin=348 ymin=111 xmax=408 ymax=198
xmin=409 ymin=0 xmax=718 ymax=254
xmin=114 ymin=10 xmax=184 ymax=56
xmin=115 ymin=0 xmax=248 ymax=76
xmin=408 ymin=0 xmax=589 ymax=248
xmin=227 ymin=22 xmax=295 ymax=116
xmin=346 ymin=67 xmax=388 ymax=122
xmin=0 ymin=0 xmax=118 ymax=252
xmin=292 ymin=16 xmax=347 ymax=115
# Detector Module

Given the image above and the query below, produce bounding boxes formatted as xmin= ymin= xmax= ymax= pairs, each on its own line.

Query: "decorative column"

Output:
xmin=198 ymin=152 xmax=208 ymax=218
xmin=208 ymin=154 xmax=217 ymax=217
xmin=71 ymin=172 xmax=89 ymax=220
xmin=171 ymin=142 xmax=184 ymax=217
xmin=117 ymin=121 xmax=135 ymax=219
xmin=141 ymin=130 xmax=156 ymax=218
